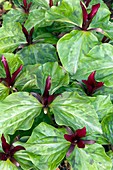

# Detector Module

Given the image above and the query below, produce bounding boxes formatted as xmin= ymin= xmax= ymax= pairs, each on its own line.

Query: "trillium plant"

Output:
xmin=0 ymin=0 xmax=113 ymax=169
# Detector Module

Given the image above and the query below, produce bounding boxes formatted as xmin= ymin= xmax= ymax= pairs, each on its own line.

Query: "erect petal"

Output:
xmin=66 ymin=144 xmax=75 ymax=157
xmin=80 ymin=1 xmax=88 ymax=23
xmin=1 ymin=134 xmax=10 ymax=153
xmin=76 ymin=127 xmax=86 ymax=138
xmin=84 ymin=0 xmax=91 ymax=7
xmin=31 ymin=92 xmax=42 ymax=103
xmin=1 ymin=56 xmax=11 ymax=80
xmin=0 ymin=152 xmax=7 ymax=161
xmin=22 ymin=25 xmax=29 ymax=41
xmin=11 ymin=145 xmax=25 ymax=156
xmin=49 ymin=0 xmax=53 ymax=7
xmin=96 ymin=82 xmax=104 ymax=89
xmin=28 ymin=2 xmax=32 ymax=9
xmin=77 ymin=140 xmax=85 ymax=148
xmin=87 ymin=71 xmax=96 ymax=85
xmin=64 ymin=134 xmax=73 ymax=143
xmin=48 ymin=94 xmax=59 ymax=105
xmin=11 ymin=65 xmax=23 ymax=85
xmin=43 ymin=76 xmax=51 ymax=97
xmin=30 ymin=27 xmax=34 ymax=37
xmin=23 ymin=0 xmax=27 ymax=8
xmin=88 ymin=3 xmax=100 ymax=20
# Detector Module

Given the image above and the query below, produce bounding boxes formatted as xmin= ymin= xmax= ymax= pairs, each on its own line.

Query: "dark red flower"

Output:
xmin=64 ymin=127 xmax=95 ymax=157
xmin=82 ymin=71 xmax=104 ymax=96
xmin=31 ymin=76 xmax=59 ymax=114
xmin=49 ymin=0 xmax=53 ymax=7
xmin=80 ymin=1 xmax=100 ymax=30
xmin=84 ymin=0 xmax=91 ymax=7
xmin=21 ymin=0 xmax=32 ymax=14
xmin=49 ymin=0 xmax=58 ymax=7
xmin=22 ymin=25 xmax=34 ymax=45
xmin=0 ymin=56 xmax=23 ymax=88
xmin=0 ymin=134 xmax=25 ymax=167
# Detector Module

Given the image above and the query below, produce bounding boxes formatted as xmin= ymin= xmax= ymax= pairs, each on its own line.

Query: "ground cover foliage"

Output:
xmin=0 ymin=0 xmax=113 ymax=169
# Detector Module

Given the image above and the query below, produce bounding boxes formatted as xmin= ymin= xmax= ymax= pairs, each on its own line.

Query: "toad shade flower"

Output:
xmin=64 ymin=127 xmax=95 ymax=157
xmin=21 ymin=0 xmax=32 ymax=14
xmin=84 ymin=0 xmax=91 ymax=7
xmin=0 ymin=134 xmax=25 ymax=167
xmin=49 ymin=0 xmax=58 ymax=7
xmin=0 ymin=56 xmax=23 ymax=88
xmin=31 ymin=76 xmax=59 ymax=114
xmin=22 ymin=25 xmax=34 ymax=45
xmin=82 ymin=71 xmax=104 ymax=96
xmin=80 ymin=1 xmax=100 ymax=30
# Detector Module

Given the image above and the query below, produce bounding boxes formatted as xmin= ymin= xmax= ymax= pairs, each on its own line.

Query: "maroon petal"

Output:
xmin=80 ymin=1 xmax=88 ymax=24
xmin=49 ymin=0 xmax=53 ymax=7
xmin=84 ymin=0 xmax=91 ymax=7
xmin=11 ymin=145 xmax=25 ymax=156
xmin=22 ymin=25 xmax=29 ymax=41
xmin=95 ymin=82 xmax=104 ymax=89
xmin=66 ymin=144 xmax=75 ymax=157
xmin=82 ymin=79 xmax=89 ymax=86
xmin=43 ymin=76 xmax=51 ymax=97
xmin=64 ymin=134 xmax=73 ymax=143
xmin=23 ymin=0 xmax=27 ymax=8
xmin=76 ymin=127 xmax=86 ymax=138
xmin=30 ymin=27 xmax=34 ymax=37
xmin=28 ymin=2 xmax=32 ymax=10
xmin=11 ymin=65 xmax=23 ymax=86
xmin=48 ymin=94 xmax=59 ymax=105
xmin=0 ymin=152 xmax=7 ymax=161
xmin=86 ymin=84 xmax=94 ymax=95
xmin=1 ymin=56 xmax=11 ymax=80
xmin=77 ymin=140 xmax=85 ymax=148
xmin=88 ymin=3 xmax=100 ymax=20
xmin=31 ymin=92 xmax=42 ymax=103
xmin=87 ymin=71 xmax=96 ymax=85
xmin=1 ymin=134 xmax=10 ymax=153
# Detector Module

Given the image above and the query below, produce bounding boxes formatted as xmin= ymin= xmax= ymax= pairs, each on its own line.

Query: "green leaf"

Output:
xmin=102 ymin=113 xmax=113 ymax=144
xmin=73 ymin=43 xmax=113 ymax=87
xmin=17 ymin=44 xmax=58 ymax=65
xmin=67 ymin=144 xmax=112 ymax=170
xmin=33 ymin=27 xmax=58 ymax=44
xmin=15 ymin=64 xmax=39 ymax=92
xmin=0 ymin=83 xmax=9 ymax=101
xmin=50 ymin=92 xmax=102 ymax=134
xmin=3 ymin=9 xmax=27 ymax=25
xmin=15 ymin=151 xmax=37 ymax=170
xmin=0 ymin=23 xmax=26 ymax=53
xmin=36 ymin=62 xmax=69 ymax=94
xmin=45 ymin=0 xmax=82 ymax=26
xmin=26 ymin=122 xmax=69 ymax=170
xmin=25 ymin=9 xmax=52 ymax=30
xmin=107 ymin=151 xmax=113 ymax=170
xmin=89 ymin=0 xmax=111 ymax=29
xmin=0 ymin=159 xmax=18 ymax=170
xmin=57 ymin=30 xmax=99 ymax=75
xmin=0 ymin=92 xmax=42 ymax=135
xmin=89 ymin=95 xmax=113 ymax=121
xmin=3 ymin=1 xmax=12 ymax=10
xmin=0 ymin=53 xmax=23 ymax=77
